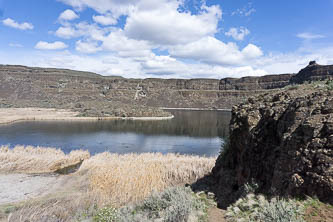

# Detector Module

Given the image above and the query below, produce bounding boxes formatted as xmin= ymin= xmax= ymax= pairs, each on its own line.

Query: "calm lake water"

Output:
xmin=0 ymin=110 xmax=231 ymax=156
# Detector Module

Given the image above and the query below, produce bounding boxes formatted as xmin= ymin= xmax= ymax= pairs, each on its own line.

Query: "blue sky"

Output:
xmin=0 ymin=0 xmax=332 ymax=78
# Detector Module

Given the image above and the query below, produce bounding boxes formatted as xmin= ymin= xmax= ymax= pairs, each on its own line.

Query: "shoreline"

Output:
xmin=0 ymin=108 xmax=174 ymax=125
xmin=0 ymin=106 xmax=233 ymax=125
xmin=161 ymin=107 xmax=232 ymax=111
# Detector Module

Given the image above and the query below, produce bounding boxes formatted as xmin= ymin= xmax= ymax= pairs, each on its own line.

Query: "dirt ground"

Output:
xmin=207 ymin=206 xmax=226 ymax=222
xmin=305 ymin=202 xmax=333 ymax=222
xmin=0 ymin=174 xmax=65 ymax=205
xmin=0 ymin=108 xmax=79 ymax=124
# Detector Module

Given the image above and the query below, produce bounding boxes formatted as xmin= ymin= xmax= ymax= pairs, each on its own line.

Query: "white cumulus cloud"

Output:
xmin=242 ymin=44 xmax=263 ymax=59
xmin=35 ymin=41 xmax=68 ymax=50
xmin=2 ymin=18 xmax=34 ymax=30
xmin=76 ymin=40 xmax=101 ymax=53
xmin=124 ymin=3 xmax=222 ymax=45
xmin=55 ymin=26 xmax=77 ymax=39
xmin=58 ymin=9 xmax=79 ymax=21
xmin=101 ymin=30 xmax=152 ymax=56
xmin=59 ymin=0 xmax=222 ymax=45
xmin=58 ymin=0 xmax=136 ymax=18
xmin=169 ymin=37 xmax=263 ymax=66
xmin=225 ymin=27 xmax=250 ymax=41
xmin=93 ymin=14 xmax=117 ymax=26
xmin=55 ymin=22 xmax=109 ymax=40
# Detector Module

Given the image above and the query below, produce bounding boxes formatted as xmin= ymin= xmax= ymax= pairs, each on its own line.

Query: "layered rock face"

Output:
xmin=290 ymin=61 xmax=333 ymax=84
xmin=0 ymin=65 xmax=291 ymax=115
xmin=212 ymin=87 xmax=333 ymax=206
xmin=0 ymin=62 xmax=332 ymax=117
xmin=219 ymin=74 xmax=293 ymax=90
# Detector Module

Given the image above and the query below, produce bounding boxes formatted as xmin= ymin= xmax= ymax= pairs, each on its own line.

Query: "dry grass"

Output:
xmin=7 ymin=190 xmax=99 ymax=222
xmin=0 ymin=146 xmax=215 ymax=221
xmin=81 ymin=152 xmax=215 ymax=206
xmin=0 ymin=145 xmax=90 ymax=173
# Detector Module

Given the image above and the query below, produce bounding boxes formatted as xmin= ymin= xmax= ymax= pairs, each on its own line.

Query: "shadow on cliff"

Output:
xmin=190 ymin=140 xmax=243 ymax=210
xmin=191 ymin=84 xmax=333 ymax=209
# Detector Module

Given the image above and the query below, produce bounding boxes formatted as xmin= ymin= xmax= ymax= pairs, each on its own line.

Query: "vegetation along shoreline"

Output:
xmin=0 ymin=62 xmax=332 ymax=221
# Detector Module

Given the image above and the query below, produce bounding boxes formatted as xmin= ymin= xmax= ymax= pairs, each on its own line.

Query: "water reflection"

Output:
xmin=0 ymin=110 xmax=231 ymax=156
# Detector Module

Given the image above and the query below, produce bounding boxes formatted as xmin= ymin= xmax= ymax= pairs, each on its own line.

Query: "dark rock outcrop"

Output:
xmin=212 ymin=87 xmax=333 ymax=207
xmin=290 ymin=61 xmax=333 ymax=84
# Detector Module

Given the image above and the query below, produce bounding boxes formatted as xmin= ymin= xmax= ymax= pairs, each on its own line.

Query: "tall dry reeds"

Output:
xmin=0 ymin=145 xmax=90 ymax=173
xmin=80 ymin=152 xmax=215 ymax=206
xmin=1 ymin=146 xmax=215 ymax=221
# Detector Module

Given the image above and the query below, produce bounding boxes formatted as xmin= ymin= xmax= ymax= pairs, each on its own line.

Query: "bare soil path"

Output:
xmin=0 ymin=174 xmax=64 ymax=205
xmin=207 ymin=206 xmax=227 ymax=222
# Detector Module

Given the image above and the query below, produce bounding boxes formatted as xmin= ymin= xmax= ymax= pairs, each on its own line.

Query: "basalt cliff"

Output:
xmin=211 ymin=63 xmax=333 ymax=207
xmin=0 ymin=61 xmax=333 ymax=117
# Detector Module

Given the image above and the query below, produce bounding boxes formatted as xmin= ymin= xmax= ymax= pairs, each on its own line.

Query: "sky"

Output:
xmin=0 ymin=0 xmax=333 ymax=79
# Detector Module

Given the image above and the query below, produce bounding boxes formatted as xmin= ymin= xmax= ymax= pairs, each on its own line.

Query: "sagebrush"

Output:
xmin=94 ymin=186 xmax=207 ymax=222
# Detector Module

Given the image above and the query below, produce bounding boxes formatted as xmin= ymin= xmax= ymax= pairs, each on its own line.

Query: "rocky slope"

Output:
xmin=0 ymin=65 xmax=293 ymax=116
xmin=290 ymin=61 xmax=333 ymax=84
xmin=1 ymin=61 xmax=332 ymax=117
xmin=212 ymin=83 xmax=333 ymax=207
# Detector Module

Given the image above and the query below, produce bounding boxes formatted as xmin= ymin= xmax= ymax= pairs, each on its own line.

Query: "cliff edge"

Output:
xmin=212 ymin=84 xmax=333 ymax=207
xmin=290 ymin=61 xmax=333 ymax=84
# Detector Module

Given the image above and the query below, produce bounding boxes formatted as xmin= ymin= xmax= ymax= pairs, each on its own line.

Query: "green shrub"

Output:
xmin=239 ymin=180 xmax=259 ymax=197
xmin=226 ymin=194 xmax=305 ymax=222
xmin=258 ymin=198 xmax=305 ymax=222
xmin=92 ymin=187 xmax=208 ymax=222
xmin=93 ymin=207 xmax=118 ymax=222
xmin=117 ymin=187 xmax=206 ymax=222
xmin=326 ymin=80 xmax=333 ymax=90
xmin=219 ymin=138 xmax=231 ymax=164
xmin=285 ymin=84 xmax=299 ymax=90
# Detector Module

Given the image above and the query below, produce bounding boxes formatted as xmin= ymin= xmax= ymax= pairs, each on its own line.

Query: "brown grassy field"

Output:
xmin=82 ymin=152 xmax=215 ymax=205
xmin=0 ymin=145 xmax=90 ymax=174
xmin=0 ymin=146 xmax=215 ymax=221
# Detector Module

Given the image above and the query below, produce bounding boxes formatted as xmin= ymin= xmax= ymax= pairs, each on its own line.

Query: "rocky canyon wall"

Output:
xmin=1 ymin=61 xmax=333 ymax=116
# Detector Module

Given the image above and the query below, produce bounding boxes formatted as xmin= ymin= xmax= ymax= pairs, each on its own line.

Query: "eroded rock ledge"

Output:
xmin=212 ymin=85 xmax=333 ymax=207
xmin=0 ymin=61 xmax=333 ymax=117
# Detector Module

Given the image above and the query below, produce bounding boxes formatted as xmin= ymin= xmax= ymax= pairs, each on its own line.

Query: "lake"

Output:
xmin=0 ymin=110 xmax=231 ymax=156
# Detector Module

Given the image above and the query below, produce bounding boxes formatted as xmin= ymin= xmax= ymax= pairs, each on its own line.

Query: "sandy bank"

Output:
xmin=161 ymin=107 xmax=231 ymax=111
xmin=0 ymin=174 xmax=63 ymax=205
xmin=0 ymin=108 xmax=174 ymax=125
